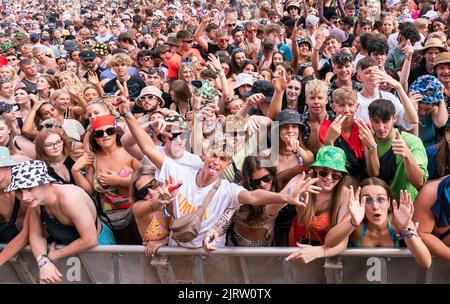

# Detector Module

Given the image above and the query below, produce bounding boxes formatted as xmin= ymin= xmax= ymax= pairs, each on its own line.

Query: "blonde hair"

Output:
xmin=332 ymin=87 xmax=357 ymax=105
xmin=59 ymin=70 xmax=84 ymax=89
xmin=50 ymin=88 xmax=71 ymax=104
xmin=305 ymin=79 xmax=328 ymax=97
xmin=109 ymin=53 xmax=133 ymax=66
xmin=0 ymin=65 xmax=19 ymax=86
xmin=414 ymin=18 xmax=429 ymax=30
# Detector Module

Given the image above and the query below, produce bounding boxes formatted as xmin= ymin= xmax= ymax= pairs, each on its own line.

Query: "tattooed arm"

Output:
xmin=203 ymin=207 xmax=237 ymax=252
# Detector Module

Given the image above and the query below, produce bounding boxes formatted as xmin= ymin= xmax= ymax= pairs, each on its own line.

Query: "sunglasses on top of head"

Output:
xmin=93 ymin=127 xmax=116 ymax=138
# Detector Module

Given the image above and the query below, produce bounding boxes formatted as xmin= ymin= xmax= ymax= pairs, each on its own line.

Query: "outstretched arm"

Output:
xmin=0 ymin=209 xmax=30 ymax=266
xmin=118 ymin=97 xmax=165 ymax=170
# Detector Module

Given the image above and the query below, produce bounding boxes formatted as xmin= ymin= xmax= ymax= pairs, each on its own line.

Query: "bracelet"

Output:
xmin=36 ymin=253 xmax=48 ymax=263
xmin=395 ymin=232 xmax=417 ymax=240
xmin=121 ymin=110 xmax=133 ymax=118
xmin=367 ymin=144 xmax=377 ymax=151
xmin=38 ymin=259 xmax=52 ymax=269
xmin=349 ymin=218 xmax=358 ymax=228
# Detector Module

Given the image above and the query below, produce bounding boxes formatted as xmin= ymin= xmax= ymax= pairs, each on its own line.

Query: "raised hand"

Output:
xmin=286 ymin=172 xmax=322 ymax=208
xmin=207 ymin=53 xmax=223 ymax=72
xmin=325 ymin=114 xmax=346 ymax=144
xmin=116 ymin=79 xmax=129 ymax=97
xmin=401 ymin=39 xmax=414 ymax=59
xmin=393 ymin=190 xmax=414 ymax=229
xmin=73 ymin=151 xmax=95 ymax=170
xmin=272 ymin=69 xmax=289 ymax=92
xmin=392 ymin=130 xmax=410 ymax=158
xmin=348 ymin=186 xmax=365 ymax=227
xmin=116 ymin=96 xmax=130 ymax=114
xmin=87 ymin=71 xmax=100 ymax=85
xmin=354 ymin=119 xmax=376 ymax=148
xmin=409 ymin=93 xmax=422 ymax=110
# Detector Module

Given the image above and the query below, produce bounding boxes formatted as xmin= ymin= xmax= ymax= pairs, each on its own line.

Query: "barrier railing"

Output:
xmin=0 ymin=245 xmax=449 ymax=284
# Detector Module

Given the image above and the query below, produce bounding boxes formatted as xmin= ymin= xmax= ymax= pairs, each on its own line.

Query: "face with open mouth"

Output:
xmin=361 ymin=185 xmax=390 ymax=226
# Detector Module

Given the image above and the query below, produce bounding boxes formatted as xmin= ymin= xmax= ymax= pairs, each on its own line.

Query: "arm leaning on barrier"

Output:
xmin=413 ymin=179 xmax=450 ymax=264
xmin=0 ymin=209 xmax=30 ymax=266
xmin=203 ymin=207 xmax=237 ymax=253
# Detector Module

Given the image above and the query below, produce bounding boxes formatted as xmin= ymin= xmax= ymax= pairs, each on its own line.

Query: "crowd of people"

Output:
xmin=0 ymin=0 xmax=449 ymax=283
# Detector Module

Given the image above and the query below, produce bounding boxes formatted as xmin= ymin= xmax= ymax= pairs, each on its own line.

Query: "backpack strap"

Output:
xmin=195 ymin=179 xmax=221 ymax=218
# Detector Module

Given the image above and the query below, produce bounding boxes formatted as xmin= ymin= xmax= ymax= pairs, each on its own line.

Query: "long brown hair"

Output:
xmin=296 ymin=169 xmax=347 ymax=229
xmin=241 ymin=156 xmax=278 ymax=224
xmin=35 ymin=128 xmax=71 ymax=165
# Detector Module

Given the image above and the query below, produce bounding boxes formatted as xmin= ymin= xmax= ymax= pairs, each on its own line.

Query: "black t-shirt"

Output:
xmin=103 ymin=76 xmax=146 ymax=101
xmin=207 ymin=42 xmax=235 ymax=58
xmin=408 ymin=63 xmax=430 ymax=86
xmin=82 ymin=66 xmax=106 ymax=80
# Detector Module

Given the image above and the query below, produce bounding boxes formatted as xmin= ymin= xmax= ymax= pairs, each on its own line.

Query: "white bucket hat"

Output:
xmin=5 ymin=160 xmax=57 ymax=192
xmin=234 ymin=73 xmax=254 ymax=89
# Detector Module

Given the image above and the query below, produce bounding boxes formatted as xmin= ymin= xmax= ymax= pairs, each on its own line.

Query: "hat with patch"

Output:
xmin=5 ymin=160 xmax=58 ymax=192
xmin=191 ymin=80 xmax=221 ymax=101
xmin=80 ymin=50 xmax=97 ymax=60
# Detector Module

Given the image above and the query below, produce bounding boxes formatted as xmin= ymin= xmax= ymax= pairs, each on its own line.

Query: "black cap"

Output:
xmin=243 ymin=80 xmax=274 ymax=102
xmin=277 ymin=109 xmax=303 ymax=127
xmin=40 ymin=35 xmax=51 ymax=42
xmin=0 ymin=102 xmax=14 ymax=113
xmin=80 ymin=50 xmax=96 ymax=60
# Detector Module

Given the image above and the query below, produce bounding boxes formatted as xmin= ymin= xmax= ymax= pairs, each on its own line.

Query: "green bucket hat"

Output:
xmin=310 ymin=146 xmax=348 ymax=174
xmin=165 ymin=114 xmax=189 ymax=130
xmin=191 ymin=80 xmax=220 ymax=101
xmin=0 ymin=147 xmax=16 ymax=168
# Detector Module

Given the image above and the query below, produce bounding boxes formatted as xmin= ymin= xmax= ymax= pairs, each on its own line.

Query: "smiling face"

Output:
xmin=94 ymin=124 xmax=117 ymax=149
xmin=286 ymin=80 xmax=301 ymax=101
xmin=135 ymin=174 xmax=160 ymax=201
xmin=361 ymin=185 xmax=390 ymax=226
xmin=84 ymin=88 xmax=101 ymax=103
xmin=234 ymin=51 xmax=246 ymax=67
xmin=0 ymin=81 xmax=14 ymax=98
xmin=333 ymin=62 xmax=353 ymax=81
xmin=314 ymin=167 xmax=342 ymax=192
xmin=305 ymin=92 xmax=327 ymax=115
xmin=251 ymin=168 xmax=273 ymax=191
xmin=16 ymin=185 xmax=47 ymax=208
xmin=53 ymin=93 xmax=71 ymax=112
xmin=279 ymin=123 xmax=299 ymax=144
xmin=14 ymin=88 xmax=29 ymax=105
xmin=435 ymin=63 xmax=450 ymax=83
xmin=425 ymin=48 xmax=441 ymax=66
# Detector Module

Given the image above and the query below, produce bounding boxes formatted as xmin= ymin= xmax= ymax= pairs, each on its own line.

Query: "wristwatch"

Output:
xmin=367 ymin=144 xmax=377 ymax=151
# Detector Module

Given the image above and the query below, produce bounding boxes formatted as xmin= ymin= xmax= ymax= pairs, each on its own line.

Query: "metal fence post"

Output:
xmin=324 ymin=256 xmax=343 ymax=284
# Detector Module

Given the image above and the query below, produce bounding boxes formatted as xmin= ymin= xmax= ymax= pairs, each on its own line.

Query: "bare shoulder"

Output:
xmin=56 ymin=184 xmax=92 ymax=203
xmin=415 ymin=178 xmax=441 ymax=208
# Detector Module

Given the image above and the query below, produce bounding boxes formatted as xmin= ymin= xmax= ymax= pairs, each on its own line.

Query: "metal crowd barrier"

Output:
xmin=0 ymin=245 xmax=449 ymax=284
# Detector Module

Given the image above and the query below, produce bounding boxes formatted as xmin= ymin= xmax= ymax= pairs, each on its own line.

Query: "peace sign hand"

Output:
xmin=348 ymin=186 xmax=365 ymax=227
xmin=325 ymin=114 xmax=346 ymax=144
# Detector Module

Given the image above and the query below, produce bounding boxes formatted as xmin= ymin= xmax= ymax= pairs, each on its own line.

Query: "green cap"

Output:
xmin=310 ymin=146 xmax=348 ymax=174
xmin=0 ymin=147 xmax=16 ymax=168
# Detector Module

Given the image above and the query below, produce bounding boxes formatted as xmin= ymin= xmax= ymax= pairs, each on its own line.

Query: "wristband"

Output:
xmin=395 ymin=232 xmax=417 ymax=240
xmin=349 ymin=218 xmax=358 ymax=228
xmin=71 ymin=167 xmax=81 ymax=173
xmin=121 ymin=110 xmax=133 ymax=118
xmin=38 ymin=259 xmax=52 ymax=269
xmin=367 ymin=144 xmax=377 ymax=151
xmin=36 ymin=253 xmax=48 ymax=263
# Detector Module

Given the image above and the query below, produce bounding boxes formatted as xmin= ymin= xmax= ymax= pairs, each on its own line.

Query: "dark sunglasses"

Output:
xmin=250 ymin=174 xmax=273 ymax=187
xmin=317 ymin=169 xmax=342 ymax=181
xmin=226 ymin=23 xmax=236 ymax=27
xmin=182 ymin=40 xmax=193 ymax=44
xmin=141 ymin=56 xmax=152 ymax=61
xmin=83 ymin=58 xmax=95 ymax=62
xmin=93 ymin=127 xmax=116 ymax=138
xmin=135 ymin=178 xmax=159 ymax=200
xmin=37 ymin=121 xmax=62 ymax=131
xmin=227 ymin=130 xmax=246 ymax=137
xmin=169 ymin=132 xmax=189 ymax=140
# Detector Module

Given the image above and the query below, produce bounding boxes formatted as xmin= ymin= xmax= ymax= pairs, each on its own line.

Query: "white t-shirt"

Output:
xmin=141 ymin=146 xmax=204 ymax=171
xmin=156 ymin=157 xmax=245 ymax=248
xmin=355 ymin=91 xmax=414 ymax=131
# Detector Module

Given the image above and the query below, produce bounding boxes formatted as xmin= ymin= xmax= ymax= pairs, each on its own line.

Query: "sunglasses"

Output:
xmin=317 ymin=169 xmax=342 ymax=181
xmin=37 ymin=121 xmax=62 ymax=131
xmin=0 ymin=77 xmax=10 ymax=84
xmin=93 ymin=127 xmax=116 ymax=138
xmin=139 ymin=95 xmax=158 ymax=101
xmin=363 ymin=195 xmax=388 ymax=205
xmin=141 ymin=56 xmax=152 ymax=61
xmin=218 ymin=38 xmax=229 ymax=43
xmin=248 ymin=29 xmax=257 ymax=33
xmin=169 ymin=132 xmax=189 ymax=140
xmin=182 ymin=40 xmax=193 ymax=44
xmin=250 ymin=174 xmax=273 ymax=187
xmin=83 ymin=58 xmax=95 ymax=62
xmin=135 ymin=178 xmax=159 ymax=200
xmin=226 ymin=23 xmax=236 ymax=27
xmin=227 ymin=130 xmax=246 ymax=137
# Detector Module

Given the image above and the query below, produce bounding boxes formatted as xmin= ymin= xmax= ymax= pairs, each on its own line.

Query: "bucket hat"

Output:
xmin=5 ymin=160 xmax=57 ymax=192
xmin=136 ymin=86 xmax=165 ymax=108
xmin=409 ymin=75 xmax=444 ymax=104
xmin=310 ymin=146 xmax=349 ymax=174
xmin=234 ymin=73 xmax=254 ymax=89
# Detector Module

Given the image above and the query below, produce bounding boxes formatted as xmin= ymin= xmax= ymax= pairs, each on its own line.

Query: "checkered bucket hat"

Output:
xmin=5 ymin=160 xmax=57 ymax=192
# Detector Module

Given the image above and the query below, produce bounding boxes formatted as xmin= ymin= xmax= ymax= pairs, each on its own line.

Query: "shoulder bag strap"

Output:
xmin=195 ymin=179 xmax=221 ymax=217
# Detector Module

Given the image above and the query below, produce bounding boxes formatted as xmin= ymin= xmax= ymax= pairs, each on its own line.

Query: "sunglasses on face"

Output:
xmin=139 ymin=95 xmax=157 ymax=101
xmin=250 ymin=173 xmax=273 ymax=187
xmin=182 ymin=40 xmax=193 ymax=44
xmin=141 ymin=57 xmax=152 ymax=61
xmin=83 ymin=58 xmax=95 ymax=62
xmin=227 ymin=130 xmax=246 ymax=137
xmin=218 ymin=38 xmax=229 ymax=43
xmin=317 ymin=169 xmax=342 ymax=181
xmin=135 ymin=178 xmax=159 ymax=200
xmin=226 ymin=23 xmax=236 ymax=27
xmin=169 ymin=132 xmax=189 ymax=140
xmin=363 ymin=195 xmax=388 ymax=205
xmin=93 ymin=127 xmax=116 ymax=138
